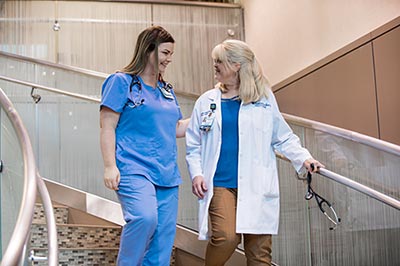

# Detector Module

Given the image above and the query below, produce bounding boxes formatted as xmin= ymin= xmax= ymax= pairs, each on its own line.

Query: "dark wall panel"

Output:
xmin=275 ymin=44 xmax=379 ymax=138
xmin=373 ymin=26 xmax=400 ymax=145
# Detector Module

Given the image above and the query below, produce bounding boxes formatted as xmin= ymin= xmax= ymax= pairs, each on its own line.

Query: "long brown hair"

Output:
xmin=121 ymin=26 xmax=175 ymax=77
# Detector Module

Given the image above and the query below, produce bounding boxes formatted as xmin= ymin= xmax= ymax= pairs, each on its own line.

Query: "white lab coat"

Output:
xmin=186 ymin=87 xmax=312 ymax=240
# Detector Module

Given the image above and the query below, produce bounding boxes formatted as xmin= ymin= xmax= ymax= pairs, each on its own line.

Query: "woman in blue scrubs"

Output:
xmin=100 ymin=26 xmax=189 ymax=266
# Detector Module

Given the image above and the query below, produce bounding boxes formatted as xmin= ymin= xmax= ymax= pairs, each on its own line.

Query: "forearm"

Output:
xmin=100 ymin=127 xmax=117 ymax=168
xmin=176 ymin=118 xmax=190 ymax=138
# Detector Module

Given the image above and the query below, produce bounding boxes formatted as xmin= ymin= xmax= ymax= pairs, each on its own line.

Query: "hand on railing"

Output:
xmin=305 ymin=163 xmax=341 ymax=230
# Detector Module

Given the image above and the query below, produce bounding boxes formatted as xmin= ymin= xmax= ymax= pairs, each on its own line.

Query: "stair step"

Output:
xmin=31 ymin=248 xmax=118 ymax=266
xmin=33 ymin=203 xmax=69 ymax=224
xmin=30 ymin=223 xmax=121 ymax=249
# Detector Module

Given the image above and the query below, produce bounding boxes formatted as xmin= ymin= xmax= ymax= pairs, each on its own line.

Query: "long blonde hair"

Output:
xmin=121 ymin=26 xmax=174 ymax=78
xmin=212 ymin=39 xmax=270 ymax=104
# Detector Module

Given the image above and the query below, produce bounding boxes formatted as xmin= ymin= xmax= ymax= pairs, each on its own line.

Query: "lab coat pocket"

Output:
xmin=254 ymin=166 xmax=279 ymax=198
xmin=249 ymin=165 xmax=279 ymax=198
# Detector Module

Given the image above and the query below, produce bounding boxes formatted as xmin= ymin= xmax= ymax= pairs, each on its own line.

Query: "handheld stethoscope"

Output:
xmin=126 ymin=75 xmax=174 ymax=108
xmin=305 ymin=163 xmax=341 ymax=230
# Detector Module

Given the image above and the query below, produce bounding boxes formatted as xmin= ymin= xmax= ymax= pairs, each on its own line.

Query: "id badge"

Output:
xmin=200 ymin=112 xmax=216 ymax=132
xmin=200 ymin=103 xmax=216 ymax=132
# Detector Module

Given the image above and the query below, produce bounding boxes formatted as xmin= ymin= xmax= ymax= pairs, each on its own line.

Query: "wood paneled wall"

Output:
xmin=0 ymin=0 xmax=243 ymax=96
xmin=273 ymin=17 xmax=400 ymax=145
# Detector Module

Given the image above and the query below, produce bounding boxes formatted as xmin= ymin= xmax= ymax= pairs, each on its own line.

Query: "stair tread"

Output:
xmin=35 ymin=202 xmax=68 ymax=208
xmin=32 ymin=222 xmax=121 ymax=229
xmin=32 ymin=203 xmax=120 ymax=265
xmin=32 ymin=247 xmax=120 ymax=250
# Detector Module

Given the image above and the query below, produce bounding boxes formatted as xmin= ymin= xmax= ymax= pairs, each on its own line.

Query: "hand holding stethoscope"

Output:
xmin=304 ymin=162 xmax=341 ymax=230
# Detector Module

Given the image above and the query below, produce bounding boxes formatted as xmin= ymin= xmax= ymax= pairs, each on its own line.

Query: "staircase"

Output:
xmin=30 ymin=202 xmax=121 ymax=265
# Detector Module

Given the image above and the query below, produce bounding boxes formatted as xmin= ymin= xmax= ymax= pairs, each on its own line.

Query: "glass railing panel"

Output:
xmin=0 ymin=57 xmax=38 ymax=98
xmin=36 ymin=94 xmax=116 ymax=202
xmin=0 ymin=55 xmax=104 ymax=97
xmin=295 ymin=124 xmax=400 ymax=266
xmin=270 ymin=122 xmax=400 ymax=266
xmin=304 ymin=128 xmax=400 ymax=198
xmin=176 ymin=96 xmax=197 ymax=231
xmin=0 ymin=97 xmax=25 ymax=258
xmin=271 ymin=124 xmax=311 ymax=265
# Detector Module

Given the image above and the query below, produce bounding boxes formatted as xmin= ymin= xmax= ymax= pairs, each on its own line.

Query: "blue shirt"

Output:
xmin=101 ymin=73 xmax=182 ymax=187
xmin=213 ymin=96 xmax=241 ymax=188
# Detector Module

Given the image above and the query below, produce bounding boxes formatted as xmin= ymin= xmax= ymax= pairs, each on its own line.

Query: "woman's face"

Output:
xmin=148 ymin=42 xmax=174 ymax=75
xmin=213 ymin=58 xmax=238 ymax=86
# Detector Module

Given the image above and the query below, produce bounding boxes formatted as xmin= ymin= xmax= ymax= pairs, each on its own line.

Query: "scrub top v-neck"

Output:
xmin=101 ymin=72 xmax=182 ymax=187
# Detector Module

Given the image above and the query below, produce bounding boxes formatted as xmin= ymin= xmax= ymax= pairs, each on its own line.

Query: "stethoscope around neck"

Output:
xmin=126 ymin=75 xmax=174 ymax=108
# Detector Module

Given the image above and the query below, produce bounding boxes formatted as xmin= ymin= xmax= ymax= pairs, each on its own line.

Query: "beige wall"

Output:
xmin=273 ymin=19 xmax=400 ymax=145
xmin=241 ymin=0 xmax=400 ymax=86
xmin=241 ymin=0 xmax=400 ymax=145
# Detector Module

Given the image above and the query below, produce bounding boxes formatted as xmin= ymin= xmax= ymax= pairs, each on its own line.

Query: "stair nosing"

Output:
xmin=32 ymin=222 xmax=121 ymax=229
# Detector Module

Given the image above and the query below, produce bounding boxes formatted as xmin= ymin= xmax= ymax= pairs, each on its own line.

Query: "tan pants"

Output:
xmin=205 ymin=187 xmax=272 ymax=266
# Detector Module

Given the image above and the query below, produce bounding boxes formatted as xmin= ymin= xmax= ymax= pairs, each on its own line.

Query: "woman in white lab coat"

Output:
xmin=185 ymin=39 xmax=324 ymax=266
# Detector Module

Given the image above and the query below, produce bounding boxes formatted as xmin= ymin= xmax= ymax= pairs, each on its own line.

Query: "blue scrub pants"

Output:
xmin=116 ymin=174 xmax=179 ymax=266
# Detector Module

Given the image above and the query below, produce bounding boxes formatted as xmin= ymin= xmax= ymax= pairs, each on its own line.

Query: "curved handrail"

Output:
xmin=0 ymin=88 xmax=37 ymax=265
xmin=283 ymin=113 xmax=400 ymax=157
xmin=36 ymin=174 xmax=58 ymax=265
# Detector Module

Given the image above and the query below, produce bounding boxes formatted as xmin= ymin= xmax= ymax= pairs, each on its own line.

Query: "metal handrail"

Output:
xmin=0 ymin=88 xmax=37 ymax=265
xmin=0 ymin=75 xmax=100 ymax=103
xmin=318 ymin=168 xmax=400 ymax=210
xmin=0 ymin=51 xmax=108 ymax=79
xmin=283 ymin=113 xmax=400 ymax=157
xmin=0 ymin=88 xmax=58 ymax=265
xmin=276 ymin=154 xmax=400 ymax=212
xmin=36 ymin=174 xmax=58 ymax=265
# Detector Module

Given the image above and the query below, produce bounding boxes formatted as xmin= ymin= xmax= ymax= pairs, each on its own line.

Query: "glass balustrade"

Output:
xmin=0 ymin=91 xmax=25 ymax=259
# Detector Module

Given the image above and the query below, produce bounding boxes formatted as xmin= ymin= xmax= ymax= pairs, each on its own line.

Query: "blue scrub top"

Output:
xmin=213 ymin=97 xmax=240 ymax=188
xmin=101 ymin=72 xmax=182 ymax=187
